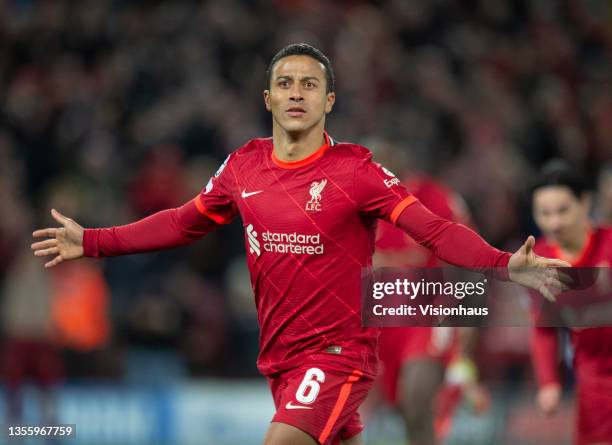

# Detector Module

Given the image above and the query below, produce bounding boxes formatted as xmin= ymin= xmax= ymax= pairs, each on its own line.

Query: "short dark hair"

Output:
xmin=266 ymin=43 xmax=335 ymax=93
xmin=531 ymin=159 xmax=588 ymax=199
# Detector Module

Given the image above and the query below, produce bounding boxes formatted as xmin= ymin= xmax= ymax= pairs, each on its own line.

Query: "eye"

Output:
xmin=305 ymin=81 xmax=315 ymax=89
xmin=278 ymin=80 xmax=290 ymax=88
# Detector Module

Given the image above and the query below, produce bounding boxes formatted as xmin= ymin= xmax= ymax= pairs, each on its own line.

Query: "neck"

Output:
xmin=272 ymin=121 xmax=327 ymax=162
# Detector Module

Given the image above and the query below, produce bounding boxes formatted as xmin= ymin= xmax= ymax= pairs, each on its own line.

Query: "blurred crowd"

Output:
xmin=0 ymin=0 xmax=611 ymax=385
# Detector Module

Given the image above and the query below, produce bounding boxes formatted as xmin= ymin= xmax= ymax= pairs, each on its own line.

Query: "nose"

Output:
xmin=289 ymin=84 xmax=303 ymax=102
xmin=547 ymin=215 xmax=564 ymax=233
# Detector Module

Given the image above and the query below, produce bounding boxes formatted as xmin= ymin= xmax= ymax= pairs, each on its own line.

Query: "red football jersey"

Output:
xmin=196 ymin=134 xmax=414 ymax=377
xmin=532 ymin=226 xmax=612 ymax=385
xmin=532 ymin=227 xmax=612 ymax=444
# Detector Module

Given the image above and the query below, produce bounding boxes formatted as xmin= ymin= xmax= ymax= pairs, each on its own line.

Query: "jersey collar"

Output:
xmin=271 ymin=132 xmax=334 ymax=169
xmin=550 ymin=228 xmax=595 ymax=266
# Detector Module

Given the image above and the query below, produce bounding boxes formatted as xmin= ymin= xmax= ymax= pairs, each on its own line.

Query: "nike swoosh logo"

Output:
xmin=242 ymin=189 xmax=263 ymax=198
xmin=285 ymin=401 xmax=313 ymax=410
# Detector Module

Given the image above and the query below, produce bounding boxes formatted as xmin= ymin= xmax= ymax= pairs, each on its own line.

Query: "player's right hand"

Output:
xmin=508 ymin=235 xmax=572 ymax=301
xmin=536 ymin=383 xmax=561 ymax=416
xmin=31 ymin=209 xmax=84 ymax=268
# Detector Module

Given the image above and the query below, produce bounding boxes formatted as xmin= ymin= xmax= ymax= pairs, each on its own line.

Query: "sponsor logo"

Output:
xmin=285 ymin=401 xmax=313 ymax=410
xmin=244 ymin=226 xmax=325 ymax=256
xmin=384 ymin=177 xmax=400 ymax=187
xmin=241 ymin=189 xmax=263 ymax=198
xmin=306 ymin=179 xmax=327 ymax=211
xmin=381 ymin=166 xmax=400 ymax=188
xmin=246 ymin=224 xmax=261 ymax=256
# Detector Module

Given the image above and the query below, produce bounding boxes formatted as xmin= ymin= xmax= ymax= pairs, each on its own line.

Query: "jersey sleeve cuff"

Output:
xmin=485 ymin=252 xmax=512 ymax=281
xmin=497 ymin=252 xmax=511 ymax=267
xmin=83 ymin=228 xmax=100 ymax=258
xmin=390 ymin=195 xmax=418 ymax=225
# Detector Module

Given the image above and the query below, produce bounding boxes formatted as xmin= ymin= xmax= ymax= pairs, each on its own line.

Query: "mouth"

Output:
xmin=286 ymin=107 xmax=306 ymax=117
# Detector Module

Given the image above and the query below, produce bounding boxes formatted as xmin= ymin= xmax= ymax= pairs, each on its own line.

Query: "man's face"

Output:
xmin=264 ymin=55 xmax=335 ymax=134
xmin=533 ymin=186 xmax=589 ymax=245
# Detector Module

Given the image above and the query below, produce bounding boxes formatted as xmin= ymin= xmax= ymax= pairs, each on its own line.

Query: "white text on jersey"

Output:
xmin=245 ymin=226 xmax=325 ymax=256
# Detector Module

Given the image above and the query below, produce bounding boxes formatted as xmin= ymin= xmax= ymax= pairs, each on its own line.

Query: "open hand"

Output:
xmin=508 ymin=236 xmax=571 ymax=301
xmin=31 ymin=209 xmax=84 ymax=268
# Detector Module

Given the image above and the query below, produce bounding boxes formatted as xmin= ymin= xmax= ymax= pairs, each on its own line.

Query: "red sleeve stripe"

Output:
xmin=390 ymin=195 xmax=418 ymax=225
xmin=194 ymin=195 xmax=227 ymax=225
xmin=318 ymin=369 xmax=363 ymax=444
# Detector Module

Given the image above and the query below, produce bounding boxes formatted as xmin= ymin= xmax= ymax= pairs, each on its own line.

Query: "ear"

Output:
xmin=263 ymin=90 xmax=271 ymax=112
xmin=324 ymin=92 xmax=336 ymax=114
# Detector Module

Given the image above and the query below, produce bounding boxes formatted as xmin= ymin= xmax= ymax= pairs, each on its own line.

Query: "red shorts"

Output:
xmin=576 ymin=376 xmax=612 ymax=445
xmin=268 ymin=361 xmax=374 ymax=445
xmin=378 ymin=327 xmax=458 ymax=405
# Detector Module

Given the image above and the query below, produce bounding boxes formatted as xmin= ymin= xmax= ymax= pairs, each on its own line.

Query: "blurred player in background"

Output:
xmin=0 ymin=159 xmax=64 ymax=425
xmin=596 ymin=163 xmax=612 ymax=224
xmin=32 ymin=43 xmax=568 ymax=445
xmin=530 ymin=160 xmax=612 ymax=445
xmin=371 ymin=139 xmax=488 ymax=445
xmin=1 ymin=249 xmax=63 ymax=425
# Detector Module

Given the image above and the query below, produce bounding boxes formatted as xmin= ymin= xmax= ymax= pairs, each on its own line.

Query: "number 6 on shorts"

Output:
xmin=295 ymin=368 xmax=325 ymax=404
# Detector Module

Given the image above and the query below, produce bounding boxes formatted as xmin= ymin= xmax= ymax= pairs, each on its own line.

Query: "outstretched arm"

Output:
xmin=32 ymin=198 xmax=219 ymax=267
xmin=395 ymin=200 xmax=570 ymax=300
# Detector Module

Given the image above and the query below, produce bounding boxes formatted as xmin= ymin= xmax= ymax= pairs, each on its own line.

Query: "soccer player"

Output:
xmin=530 ymin=160 xmax=612 ymax=445
xmin=375 ymin=173 xmax=487 ymax=445
xmin=597 ymin=163 xmax=612 ymax=224
xmin=32 ymin=43 xmax=568 ymax=445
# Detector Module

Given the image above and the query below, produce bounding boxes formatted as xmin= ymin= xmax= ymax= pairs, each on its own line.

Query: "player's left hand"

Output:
xmin=508 ymin=236 xmax=571 ymax=301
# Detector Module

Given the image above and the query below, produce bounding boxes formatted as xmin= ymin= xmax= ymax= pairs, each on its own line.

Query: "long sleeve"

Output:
xmin=531 ymin=327 xmax=561 ymax=387
xmin=395 ymin=200 xmax=511 ymax=270
xmin=83 ymin=198 xmax=220 ymax=258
